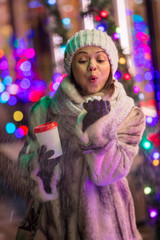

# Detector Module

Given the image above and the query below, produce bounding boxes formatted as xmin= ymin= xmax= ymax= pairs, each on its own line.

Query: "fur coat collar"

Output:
xmin=50 ymin=77 xmax=134 ymax=133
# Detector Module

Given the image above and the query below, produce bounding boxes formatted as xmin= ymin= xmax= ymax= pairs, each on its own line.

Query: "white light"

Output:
xmin=116 ymin=0 xmax=130 ymax=54
xmin=82 ymin=0 xmax=94 ymax=29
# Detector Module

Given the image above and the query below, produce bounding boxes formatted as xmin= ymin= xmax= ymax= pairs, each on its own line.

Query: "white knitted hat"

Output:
xmin=64 ymin=29 xmax=119 ymax=77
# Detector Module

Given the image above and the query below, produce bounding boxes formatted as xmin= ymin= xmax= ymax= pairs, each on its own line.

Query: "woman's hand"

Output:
xmin=37 ymin=145 xmax=60 ymax=193
xmin=83 ymin=99 xmax=110 ymax=132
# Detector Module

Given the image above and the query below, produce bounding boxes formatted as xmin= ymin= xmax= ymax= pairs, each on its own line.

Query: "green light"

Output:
xmin=144 ymin=187 xmax=152 ymax=195
xmin=143 ymin=140 xmax=151 ymax=150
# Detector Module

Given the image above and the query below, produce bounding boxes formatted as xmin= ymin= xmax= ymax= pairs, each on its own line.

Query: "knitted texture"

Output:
xmin=64 ymin=29 xmax=119 ymax=77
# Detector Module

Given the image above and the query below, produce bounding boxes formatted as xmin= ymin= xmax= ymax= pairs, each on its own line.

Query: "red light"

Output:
xmin=100 ymin=10 xmax=108 ymax=18
xmin=95 ymin=16 xmax=102 ymax=21
xmin=16 ymin=58 xmax=27 ymax=70
xmin=124 ymin=73 xmax=131 ymax=80
xmin=29 ymin=90 xmax=42 ymax=102
xmin=19 ymin=125 xmax=28 ymax=135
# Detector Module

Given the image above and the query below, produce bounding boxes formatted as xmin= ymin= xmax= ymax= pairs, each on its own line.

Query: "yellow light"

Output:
xmin=144 ymin=187 xmax=152 ymax=195
xmin=119 ymin=57 xmax=126 ymax=65
xmin=116 ymin=27 xmax=121 ymax=33
xmin=152 ymin=159 xmax=159 ymax=167
xmin=13 ymin=111 xmax=23 ymax=122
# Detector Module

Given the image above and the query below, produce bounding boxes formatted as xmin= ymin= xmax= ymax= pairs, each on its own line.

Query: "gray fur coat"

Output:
xmin=18 ymin=77 xmax=145 ymax=240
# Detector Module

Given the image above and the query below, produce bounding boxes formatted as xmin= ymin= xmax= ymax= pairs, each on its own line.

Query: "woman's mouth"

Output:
xmin=89 ymin=76 xmax=98 ymax=83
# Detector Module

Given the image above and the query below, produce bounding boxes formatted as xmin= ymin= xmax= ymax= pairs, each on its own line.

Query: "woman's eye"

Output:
xmin=78 ymin=60 xmax=87 ymax=63
xmin=97 ymin=59 xmax=105 ymax=63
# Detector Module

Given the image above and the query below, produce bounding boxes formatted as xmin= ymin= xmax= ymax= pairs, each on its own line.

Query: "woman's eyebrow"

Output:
xmin=75 ymin=51 xmax=88 ymax=56
xmin=75 ymin=50 xmax=106 ymax=57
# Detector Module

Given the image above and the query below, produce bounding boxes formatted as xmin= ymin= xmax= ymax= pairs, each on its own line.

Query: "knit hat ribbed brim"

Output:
xmin=64 ymin=29 xmax=119 ymax=77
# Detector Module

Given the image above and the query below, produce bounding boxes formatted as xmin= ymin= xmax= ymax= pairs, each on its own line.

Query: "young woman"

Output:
xmin=18 ymin=29 xmax=145 ymax=240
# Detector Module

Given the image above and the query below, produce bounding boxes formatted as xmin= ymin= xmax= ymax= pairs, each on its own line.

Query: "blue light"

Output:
xmin=135 ymin=73 xmax=143 ymax=82
xmin=96 ymin=24 xmax=106 ymax=32
xmin=47 ymin=0 xmax=56 ymax=5
xmin=3 ymin=76 xmax=13 ymax=85
xmin=0 ymin=82 xmax=5 ymax=92
xmin=0 ymin=92 xmax=10 ymax=103
xmin=144 ymin=71 xmax=153 ymax=81
xmin=52 ymin=73 xmax=61 ymax=82
xmin=15 ymin=128 xmax=24 ymax=138
xmin=153 ymin=152 xmax=160 ymax=159
xmin=132 ymin=14 xmax=143 ymax=23
xmin=114 ymin=71 xmax=122 ymax=79
xmin=28 ymin=1 xmax=42 ymax=8
xmin=6 ymin=122 xmax=16 ymax=134
xmin=145 ymin=83 xmax=154 ymax=93
xmin=62 ymin=18 xmax=71 ymax=25
xmin=146 ymin=116 xmax=153 ymax=124
xmin=156 ymin=91 xmax=160 ymax=101
xmin=20 ymin=78 xmax=31 ymax=89
xmin=8 ymin=96 xmax=17 ymax=106
xmin=60 ymin=45 xmax=66 ymax=54
xmin=1 ymin=70 xmax=10 ymax=79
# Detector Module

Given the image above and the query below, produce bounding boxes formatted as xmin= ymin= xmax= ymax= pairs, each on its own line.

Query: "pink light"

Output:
xmin=0 ymin=60 xmax=8 ymax=70
xmin=113 ymin=33 xmax=120 ymax=40
xmin=133 ymin=86 xmax=140 ymax=93
xmin=24 ymin=48 xmax=35 ymax=58
xmin=136 ymin=31 xmax=150 ymax=41
xmin=150 ymin=209 xmax=158 ymax=218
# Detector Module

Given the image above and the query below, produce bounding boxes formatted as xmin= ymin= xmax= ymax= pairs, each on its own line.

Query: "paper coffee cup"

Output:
xmin=34 ymin=121 xmax=63 ymax=158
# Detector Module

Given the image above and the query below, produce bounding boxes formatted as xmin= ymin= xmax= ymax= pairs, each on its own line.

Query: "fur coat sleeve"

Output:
xmin=75 ymin=106 xmax=145 ymax=186
xmin=18 ymin=96 xmax=61 ymax=201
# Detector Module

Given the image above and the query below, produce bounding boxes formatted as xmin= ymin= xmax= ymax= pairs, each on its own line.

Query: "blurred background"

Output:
xmin=0 ymin=0 xmax=160 ymax=239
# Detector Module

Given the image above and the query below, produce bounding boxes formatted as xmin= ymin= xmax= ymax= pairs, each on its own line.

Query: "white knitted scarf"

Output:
xmin=50 ymin=77 xmax=134 ymax=133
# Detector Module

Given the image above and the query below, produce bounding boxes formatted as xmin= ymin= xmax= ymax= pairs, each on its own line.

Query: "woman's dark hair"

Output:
xmin=70 ymin=68 xmax=116 ymax=97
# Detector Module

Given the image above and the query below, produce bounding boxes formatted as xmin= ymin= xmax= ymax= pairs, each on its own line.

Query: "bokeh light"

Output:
xmin=13 ymin=111 xmax=23 ymax=121
xmin=0 ymin=60 xmax=8 ymax=70
xmin=19 ymin=125 xmax=28 ymax=135
xmin=0 ymin=49 xmax=4 ymax=58
xmin=144 ymin=186 xmax=152 ymax=195
xmin=0 ymin=82 xmax=5 ymax=92
xmin=20 ymin=60 xmax=32 ymax=71
xmin=135 ymin=73 xmax=143 ymax=82
xmin=20 ymin=78 xmax=31 ymax=89
xmin=62 ymin=18 xmax=71 ymax=25
xmin=24 ymin=48 xmax=35 ymax=58
xmin=100 ymin=10 xmax=108 ymax=18
xmin=3 ymin=76 xmax=13 ymax=85
xmin=8 ymin=96 xmax=17 ymax=106
xmin=119 ymin=57 xmax=126 ymax=65
xmin=15 ymin=128 xmax=24 ymax=138
xmin=145 ymin=83 xmax=154 ymax=93
xmin=47 ymin=0 xmax=56 ymax=5
xmin=152 ymin=159 xmax=159 ymax=167
xmin=149 ymin=209 xmax=158 ymax=219
xmin=124 ymin=73 xmax=131 ymax=80
xmin=153 ymin=152 xmax=160 ymax=159
xmin=6 ymin=122 xmax=16 ymax=134
xmin=0 ymin=91 xmax=10 ymax=103
xmin=133 ymin=86 xmax=140 ymax=93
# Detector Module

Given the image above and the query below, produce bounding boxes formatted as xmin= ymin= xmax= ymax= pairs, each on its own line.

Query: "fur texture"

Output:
xmin=18 ymin=77 xmax=145 ymax=240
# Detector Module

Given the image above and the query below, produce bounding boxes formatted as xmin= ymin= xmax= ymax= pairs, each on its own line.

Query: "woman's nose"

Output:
xmin=88 ymin=65 xmax=96 ymax=71
xmin=88 ymin=60 xmax=97 ymax=71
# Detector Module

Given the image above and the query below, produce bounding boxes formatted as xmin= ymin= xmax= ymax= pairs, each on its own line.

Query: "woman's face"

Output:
xmin=71 ymin=46 xmax=111 ymax=95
